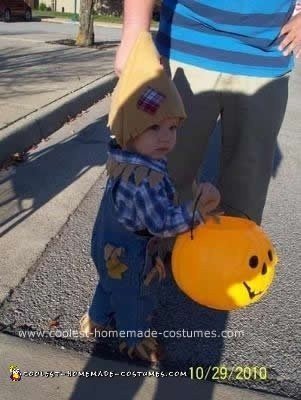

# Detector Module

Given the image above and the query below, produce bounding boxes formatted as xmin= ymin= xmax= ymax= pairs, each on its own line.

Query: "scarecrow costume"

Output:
xmin=80 ymin=32 xmax=205 ymax=362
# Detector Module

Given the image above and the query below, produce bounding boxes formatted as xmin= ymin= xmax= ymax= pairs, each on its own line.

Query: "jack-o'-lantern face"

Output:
xmin=172 ymin=216 xmax=278 ymax=310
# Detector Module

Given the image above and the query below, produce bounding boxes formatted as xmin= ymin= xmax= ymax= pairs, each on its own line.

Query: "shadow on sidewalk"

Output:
xmin=0 ymin=45 xmax=116 ymax=102
xmin=69 ymin=354 xmax=215 ymax=400
xmin=0 ymin=114 xmax=110 ymax=237
xmin=46 ymin=38 xmax=120 ymax=50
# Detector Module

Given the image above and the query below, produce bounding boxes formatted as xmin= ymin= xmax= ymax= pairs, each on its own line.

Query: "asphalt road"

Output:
xmin=0 ymin=21 xmax=300 ymax=400
xmin=0 ymin=20 xmax=122 ymax=43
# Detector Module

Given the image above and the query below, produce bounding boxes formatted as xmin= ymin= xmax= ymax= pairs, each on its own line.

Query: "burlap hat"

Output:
xmin=108 ymin=31 xmax=186 ymax=147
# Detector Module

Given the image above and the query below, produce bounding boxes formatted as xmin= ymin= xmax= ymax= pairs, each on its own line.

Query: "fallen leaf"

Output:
xmin=48 ymin=315 xmax=61 ymax=329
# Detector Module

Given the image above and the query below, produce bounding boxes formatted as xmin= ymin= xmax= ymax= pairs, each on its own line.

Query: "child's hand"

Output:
xmin=196 ymin=182 xmax=221 ymax=220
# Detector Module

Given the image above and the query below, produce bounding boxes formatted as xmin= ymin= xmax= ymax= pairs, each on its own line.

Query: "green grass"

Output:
xmin=32 ymin=10 xmax=158 ymax=26
xmin=32 ymin=10 xmax=123 ymax=24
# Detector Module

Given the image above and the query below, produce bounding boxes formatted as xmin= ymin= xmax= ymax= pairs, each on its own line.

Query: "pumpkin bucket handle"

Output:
xmin=190 ymin=190 xmax=205 ymax=240
xmin=222 ymin=203 xmax=252 ymax=221
xmin=190 ymin=196 xmax=252 ymax=240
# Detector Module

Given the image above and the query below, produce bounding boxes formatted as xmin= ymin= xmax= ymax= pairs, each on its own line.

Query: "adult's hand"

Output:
xmin=114 ymin=41 xmax=130 ymax=77
xmin=279 ymin=13 xmax=301 ymax=58
xmin=114 ymin=32 xmax=140 ymax=77
xmin=114 ymin=0 xmax=156 ymax=76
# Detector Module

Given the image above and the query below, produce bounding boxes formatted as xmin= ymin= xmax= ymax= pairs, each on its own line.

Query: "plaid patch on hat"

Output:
xmin=137 ymin=87 xmax=166 ymax=115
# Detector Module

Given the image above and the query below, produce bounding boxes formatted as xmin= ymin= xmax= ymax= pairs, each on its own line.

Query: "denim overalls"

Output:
xmin=89 ymin=177 xmax=162 ymax=347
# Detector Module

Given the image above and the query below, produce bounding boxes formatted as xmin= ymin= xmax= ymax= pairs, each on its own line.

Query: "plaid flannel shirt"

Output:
xmin=107 ymin=144 xmax=201 ymax=238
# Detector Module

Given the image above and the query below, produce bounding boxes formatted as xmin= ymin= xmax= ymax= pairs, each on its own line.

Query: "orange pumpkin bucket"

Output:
xmin=172 ymin=216 xmax=278 ymax=310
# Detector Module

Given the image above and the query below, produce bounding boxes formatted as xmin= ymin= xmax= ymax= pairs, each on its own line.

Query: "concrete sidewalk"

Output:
xmin=0 ymin=33 xmax=117 ymax=164
xmin=0 ymin=333 xmax=289 ymax=400
xmin=0 ymin=97 xmax=111 ymax=303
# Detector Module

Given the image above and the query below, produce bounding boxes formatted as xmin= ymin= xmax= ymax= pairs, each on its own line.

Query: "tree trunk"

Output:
xmin=76 ymin=0 xmax=95 ymax=46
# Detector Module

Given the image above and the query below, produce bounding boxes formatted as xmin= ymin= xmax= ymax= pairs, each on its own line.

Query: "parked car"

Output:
xmin=0 ymin=0 xmax=32 ymax=22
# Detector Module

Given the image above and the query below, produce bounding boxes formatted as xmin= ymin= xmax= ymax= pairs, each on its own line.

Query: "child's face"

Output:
xmin=127 ymin=118 xmax=178 ymax=159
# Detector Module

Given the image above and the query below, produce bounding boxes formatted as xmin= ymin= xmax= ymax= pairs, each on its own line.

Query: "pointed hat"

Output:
xmin=108 ymin=31 xmax=186 ymax=147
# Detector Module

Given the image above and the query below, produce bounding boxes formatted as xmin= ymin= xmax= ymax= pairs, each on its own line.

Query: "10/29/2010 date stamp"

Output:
xmin=189 ymin=366 xmax=268 ymax=381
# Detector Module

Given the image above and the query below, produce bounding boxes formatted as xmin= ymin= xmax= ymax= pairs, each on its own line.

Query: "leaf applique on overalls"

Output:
xmin=143 ymin=256 xmax=166 ymax=286
xmin=104 ymin=244 xmax=128 ymax=279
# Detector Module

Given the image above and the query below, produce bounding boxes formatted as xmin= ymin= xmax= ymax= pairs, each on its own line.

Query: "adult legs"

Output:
xmin=166 ymin=60 xmax=221 ymax=202
xmin=219 ymin=74 xmax=289 ymax=224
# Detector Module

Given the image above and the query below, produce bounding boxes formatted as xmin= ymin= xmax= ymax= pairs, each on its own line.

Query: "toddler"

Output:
xmin=80 ymin=32 xmax=220 ymax=363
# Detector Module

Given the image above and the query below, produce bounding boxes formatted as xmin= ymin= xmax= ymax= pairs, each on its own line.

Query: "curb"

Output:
xmin=40 ymin=17 xmax=123 ymax=29
xmin=0 ymin=72 xmax=117 ymax=165
xmin=38 ymin=17 xmax=158 ymax=31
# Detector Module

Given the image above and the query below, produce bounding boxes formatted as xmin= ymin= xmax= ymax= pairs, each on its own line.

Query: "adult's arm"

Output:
xmin=114 ymin=0 xmax=156 ymax=76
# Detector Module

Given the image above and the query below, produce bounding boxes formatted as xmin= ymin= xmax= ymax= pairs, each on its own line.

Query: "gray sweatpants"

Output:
xmin=165 ymin=60 xmax=289 ymax=224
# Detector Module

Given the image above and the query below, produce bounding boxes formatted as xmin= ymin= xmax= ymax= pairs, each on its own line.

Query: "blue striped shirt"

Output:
xmin=156 ymin=0 xmax=296 ymax=77
xmin=107 ymin=143 xmax=201 ymax=237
